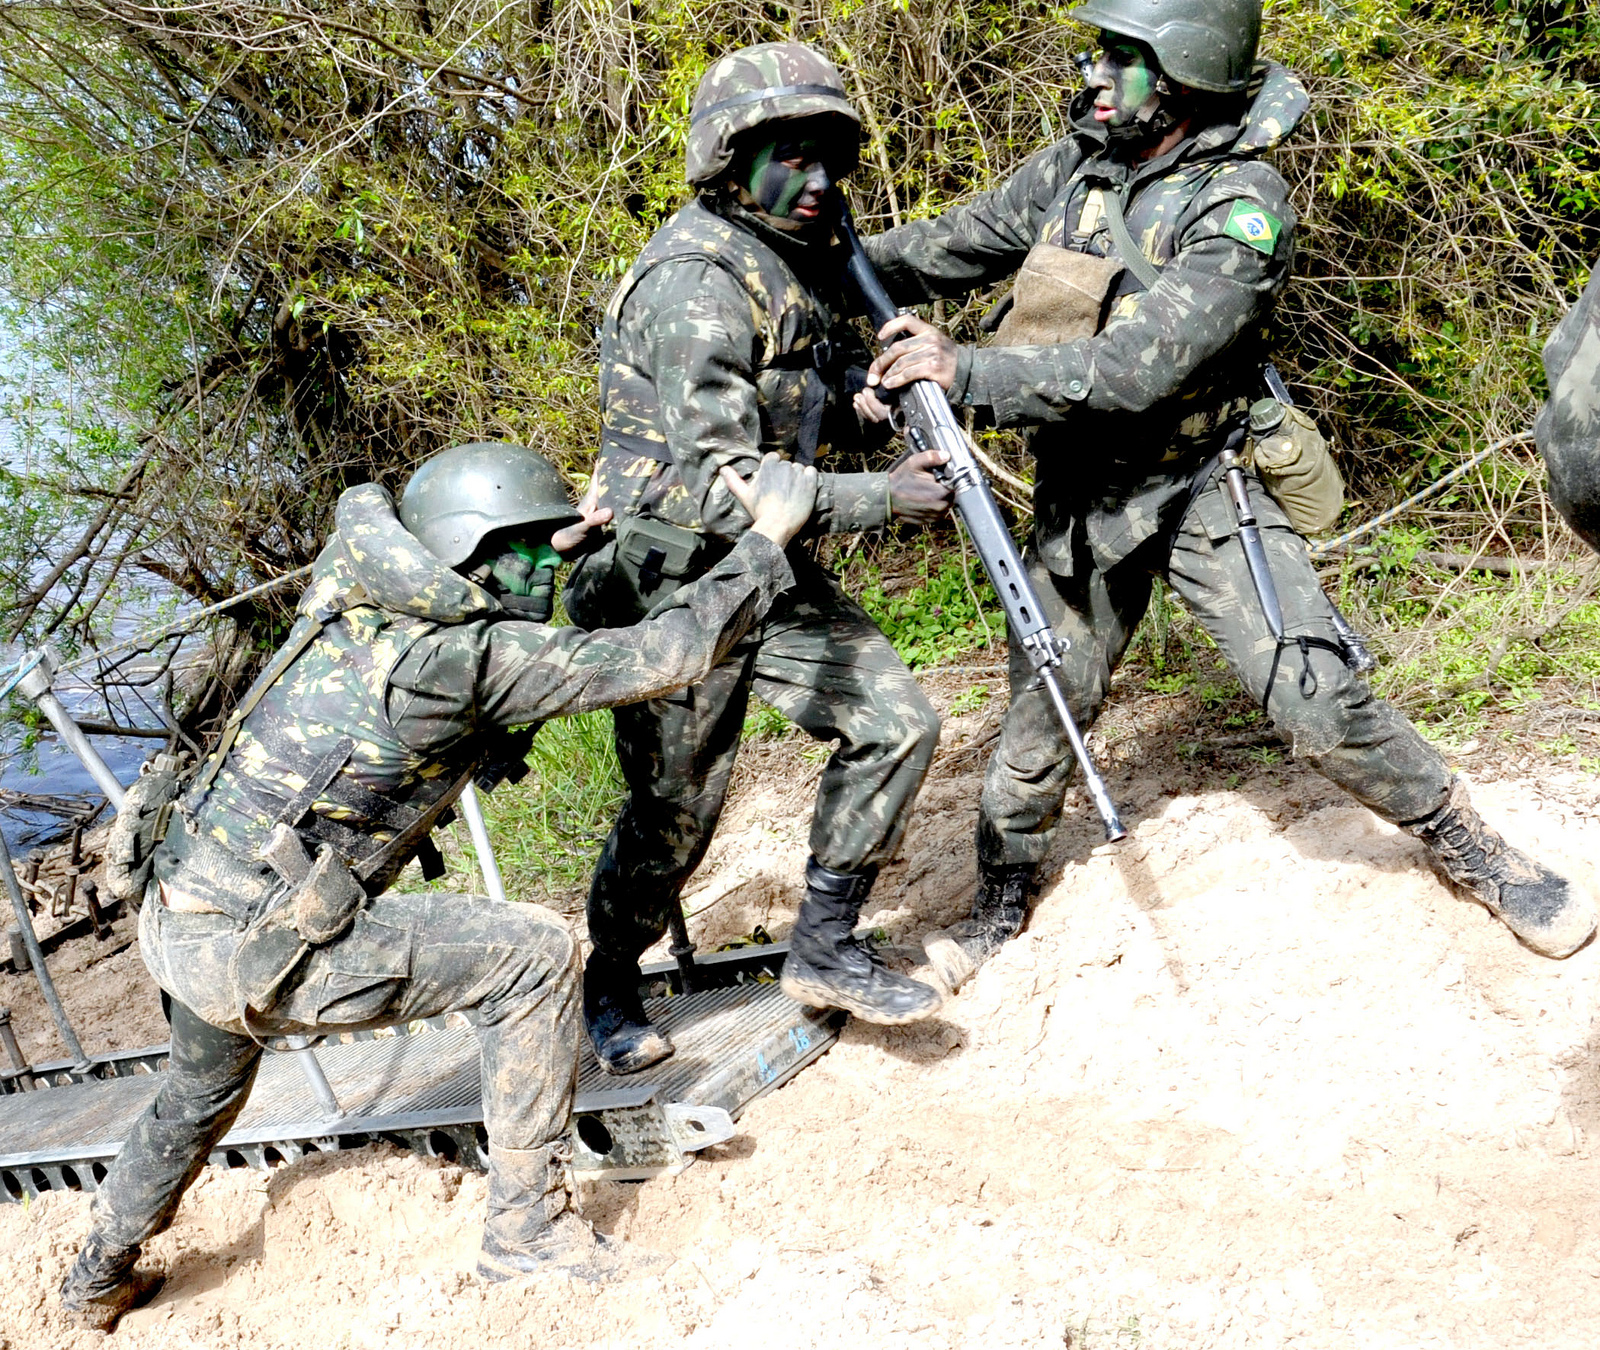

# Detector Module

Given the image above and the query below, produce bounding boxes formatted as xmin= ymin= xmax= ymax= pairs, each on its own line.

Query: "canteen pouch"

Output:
xmin=988 ymin=243 xmax=1125 ymax=345
xmin=1246 ymin=399 xmax=1345 ymax=535
xmin=615 ymin=514 xmax=710 ymax=612
xmin=103 ymin=752 xmax=189 ymax=906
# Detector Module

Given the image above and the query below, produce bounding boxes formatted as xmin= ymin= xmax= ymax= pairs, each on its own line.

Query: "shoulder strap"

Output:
xmin=1099 ymin=187 xmax=1164 ymax=294
xmin=190 ymin=583 xmax=367 ymax=796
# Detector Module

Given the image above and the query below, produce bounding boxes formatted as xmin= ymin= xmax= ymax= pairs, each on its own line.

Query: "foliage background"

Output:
xmin=0 ymin=0 xmax=1597 ymax=748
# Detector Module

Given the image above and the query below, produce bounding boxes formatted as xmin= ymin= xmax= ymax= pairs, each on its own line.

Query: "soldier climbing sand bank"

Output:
xmin=57 ymin=444 xmax=819 ymax=1329
xmin=856 ymin=0 xmax=1595 ymax=977
xmin=567 ymin=42 xmax=955 ymax=1073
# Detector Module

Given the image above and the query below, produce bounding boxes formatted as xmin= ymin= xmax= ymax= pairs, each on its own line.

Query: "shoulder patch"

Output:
xmin=1223 ymin=200 xmax=1282 ymax=255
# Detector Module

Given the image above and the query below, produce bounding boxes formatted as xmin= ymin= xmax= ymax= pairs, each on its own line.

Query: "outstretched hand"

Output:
xmin=719 ymin=452 xmax=819 ymax=547
xmin=550 ymin=505 xmax=614 ymax=558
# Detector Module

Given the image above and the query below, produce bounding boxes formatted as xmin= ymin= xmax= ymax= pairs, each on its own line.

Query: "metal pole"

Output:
xmin=0 ymin=1006 xmax=32 ymax=1090
xmin=0 ymin=827 xmax=90 ymax=1069
xmin=284 ymin=1035 xmax=343 ymax=1121
xmin=457 ymin=782 xmax=506 ymax=904
xmin=16 ymin=652 xmax=127 ymax=810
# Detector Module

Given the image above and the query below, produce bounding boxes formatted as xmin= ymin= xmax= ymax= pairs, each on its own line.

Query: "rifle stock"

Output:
xmin=841 ymin=209 xmax=1126 ymax=843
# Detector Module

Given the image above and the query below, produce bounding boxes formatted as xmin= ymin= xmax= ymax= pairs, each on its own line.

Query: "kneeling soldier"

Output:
xmin=59 ymin=443 xmax=816 ymax=1329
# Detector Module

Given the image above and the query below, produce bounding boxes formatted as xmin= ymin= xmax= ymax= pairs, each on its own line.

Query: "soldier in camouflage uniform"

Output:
xmin=566 ymin=42 xmax=953 ymax=1071
xmin=59 ymin=442 xmax=818 ymax=1329
xmin=858 ymin=0 xmax=1595 ymax=972
xmin=1537 ymin=258 xmax=1600 ymax=554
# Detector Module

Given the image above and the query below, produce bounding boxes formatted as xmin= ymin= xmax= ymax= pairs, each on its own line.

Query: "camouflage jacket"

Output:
xmin=166 ymin=483 xmax=794 ymax=899
xmin=590 ymin=196 xmax=891 ymax=547
xmin=1536 ymin=257 xmax=1600 ymax=553
xmin=866 ymin=63 xmax=1309 ymax=575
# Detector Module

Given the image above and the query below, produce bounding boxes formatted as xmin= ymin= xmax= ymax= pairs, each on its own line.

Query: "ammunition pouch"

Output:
xmin=103 ymin=752 xmax=190 ymax=906
xmin=987 ymin=243 xmax=1124 ymax=346
xmin=1245 ymin=400 xmax=1345 ymax=536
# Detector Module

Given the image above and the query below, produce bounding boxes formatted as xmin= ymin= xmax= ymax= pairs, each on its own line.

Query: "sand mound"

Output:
xmin=5 ymin=692 xmax=1600 ymax=1348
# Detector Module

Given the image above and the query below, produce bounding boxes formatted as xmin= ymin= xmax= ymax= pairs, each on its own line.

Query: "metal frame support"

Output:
xmin=457 ymin=783 xmax=506 ymax=904
xmin=15 ymin=650 xmax=126 ymax=810
xmin=0 ymin=829 xmax=89 ymax=1070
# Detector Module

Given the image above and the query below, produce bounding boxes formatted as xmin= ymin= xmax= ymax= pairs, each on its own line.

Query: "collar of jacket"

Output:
xmin=705 ymin=190 xmax=850 ymax=270
xmin=317 ymin=482 xmax=501 ymax=624
xmin=1068 ymin=58 xmax=1310 ymax=175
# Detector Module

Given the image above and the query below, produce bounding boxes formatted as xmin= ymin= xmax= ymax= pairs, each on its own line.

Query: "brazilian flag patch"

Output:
xmin=1223 ymin=200 xmax=1282 ymax=255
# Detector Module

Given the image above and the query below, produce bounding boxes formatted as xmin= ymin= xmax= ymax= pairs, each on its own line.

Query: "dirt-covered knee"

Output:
xmin=1265 ymin=658 xmax=1365 ymax=758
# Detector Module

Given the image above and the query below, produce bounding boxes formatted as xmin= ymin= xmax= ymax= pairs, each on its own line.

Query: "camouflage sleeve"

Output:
xmin=863 ymin=141 xmax=1082 ymax=303
xmin=962 ymin=165 xmax=1296 ymax=428
xmin=632 ymin=262 xmax=892 ymax=540
xmin=1535 ymin=258 xmax=1600 ymax=550
xmin=385 ymin=532 xmax=796 ymax=746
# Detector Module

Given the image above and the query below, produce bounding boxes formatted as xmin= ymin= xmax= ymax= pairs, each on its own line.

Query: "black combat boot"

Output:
xmin=583 ymin=951 xmax=674 ymax=1076
xmin=923 ymin=862 xmax=1035 ymax=994
xmin=478 ymin=1141 xmax=625 ymax=1282
xmin=60 ymin=1231 xmax=165 ymax=1331
xmin=1406 ymin=779 xmax=1596 ymax=959
xmin=780 ymin=858 xmax=942 ymax=1024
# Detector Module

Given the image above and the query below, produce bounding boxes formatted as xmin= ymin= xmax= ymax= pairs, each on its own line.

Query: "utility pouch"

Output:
xmin=989 ymin=243 xmax=1124 ymax=346
xmin=1245 ymin=399 xmax=1345 ymax=535
xmin=260 ymin=823 xmax=368 ymax=946
xmin=230 ymin=909 xmax=308 ymax=1017
xmin=615 ymin=514 xmax=709 ymax=610
xmin=103 ymin=752 xmax=190 ymax=906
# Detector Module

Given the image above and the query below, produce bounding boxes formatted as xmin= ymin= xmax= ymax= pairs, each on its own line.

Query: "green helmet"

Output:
xmin=684 ymin=42 xmax=860 ymax=187
xmin=399 ymin=441 xmax=579 ymax=568
xmin=1068 ymin=0 xmax=1262 ymax=95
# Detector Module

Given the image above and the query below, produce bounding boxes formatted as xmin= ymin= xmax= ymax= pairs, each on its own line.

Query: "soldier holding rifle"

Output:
xmin=856 ymin=0 xmax=1593 ymax=973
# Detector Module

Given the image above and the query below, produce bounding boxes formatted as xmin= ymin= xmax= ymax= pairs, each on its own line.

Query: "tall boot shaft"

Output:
xmin=781 ymin=858 xmax=942 ymax=1025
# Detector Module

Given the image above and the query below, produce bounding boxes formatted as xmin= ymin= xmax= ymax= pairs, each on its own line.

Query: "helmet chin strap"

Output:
xmin=1105 ymin=76 xmax=1189 ymax=150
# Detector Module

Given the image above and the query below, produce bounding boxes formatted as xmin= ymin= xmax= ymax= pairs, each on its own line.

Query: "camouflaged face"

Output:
xmin=333 ymin=482 xmax=499 ymax=621
xmin=1536 ymin=260 xmax=1600 ymax=554
xmin=866 ymin=61 xmax=1307 ymax=574
xmin=685 ymin=42 xmax=858 ymax=186
xmin=591 ymin=198 xmax=878 ymax=540
xmin=1069 ymin=0 xmax=1263 ymax=94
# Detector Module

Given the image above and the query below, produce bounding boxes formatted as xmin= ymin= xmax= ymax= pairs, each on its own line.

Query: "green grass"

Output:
xmin=842 ymin=535 xmax=1004 ymax=671
xmin=434 ymin=709 xmax=623 ymax=904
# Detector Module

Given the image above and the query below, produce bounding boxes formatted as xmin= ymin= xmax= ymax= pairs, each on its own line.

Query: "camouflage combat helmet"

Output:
xmin=1068 ymin=0 xmax=1262 ymax=94
xmin=399 ymin=441 xmax=579 ymax=568
xmin=684 ymin=42 xmax=860 ymax=187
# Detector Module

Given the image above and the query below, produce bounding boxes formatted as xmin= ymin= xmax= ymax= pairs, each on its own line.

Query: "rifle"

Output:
xmin=839 ymin=208 xmax=1126 ymax=843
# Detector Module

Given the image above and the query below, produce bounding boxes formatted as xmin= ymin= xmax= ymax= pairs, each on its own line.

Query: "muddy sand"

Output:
xmin=4 ymin=686 xmax=1600 ymax=1349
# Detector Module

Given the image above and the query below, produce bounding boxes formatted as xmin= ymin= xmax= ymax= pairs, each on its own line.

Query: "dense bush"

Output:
xmin=0 ymin=0 xmax=1596 ymax=661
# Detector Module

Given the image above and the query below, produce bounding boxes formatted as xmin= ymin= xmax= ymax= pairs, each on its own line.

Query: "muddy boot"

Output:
xmin=60 ymin=1231 xmax=165 ymax=1332
xmin=583 ymin=952 xmax=674 ymax=1076
xmin=924 ymin=862 xmax=1035 ymax=994
xmin=780 ymin=859 xmax=942 ymax=1025
xmin=1406 ymin=779 xmax=1596 ymax=959
xmin=478 ymin=1142 xmax=622 ymax=1282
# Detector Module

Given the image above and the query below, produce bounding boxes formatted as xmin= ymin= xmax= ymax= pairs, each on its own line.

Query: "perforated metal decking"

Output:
xmin=0 ymin=944 xmax=841 ymax=1201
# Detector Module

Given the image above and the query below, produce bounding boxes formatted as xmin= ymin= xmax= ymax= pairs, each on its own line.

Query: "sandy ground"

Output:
xmin=5 ymin=682 xmax=1600 ymax=1348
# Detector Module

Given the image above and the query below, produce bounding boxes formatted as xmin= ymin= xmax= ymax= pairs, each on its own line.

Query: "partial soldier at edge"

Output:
xmin=857 ymin=0 xmax=1596 ymax=975
xmin=1537 ymin=256 xmax=1600 ymax=556
xmin=58 ymin=444 xmax=818 ymax=1330
xmin=566 ymin=42 xmax=954 ymax=1074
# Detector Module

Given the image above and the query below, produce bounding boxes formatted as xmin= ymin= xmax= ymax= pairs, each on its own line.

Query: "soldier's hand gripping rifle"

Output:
xmin=839 ymin=207 xmax=1126 ymax=843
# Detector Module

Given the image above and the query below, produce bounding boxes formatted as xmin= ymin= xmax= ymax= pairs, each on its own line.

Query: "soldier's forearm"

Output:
xmin=812 ymin=471 xmax=893 ymax=534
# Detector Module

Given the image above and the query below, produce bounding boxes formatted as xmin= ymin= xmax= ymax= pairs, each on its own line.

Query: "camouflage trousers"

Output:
xmin=980 ymin=472 xmax=1454 ymax=869
xmin=87 ymin=886 xmax=578 ymax=1253
xmin=574 ymin=551 xmax=939 ymax=965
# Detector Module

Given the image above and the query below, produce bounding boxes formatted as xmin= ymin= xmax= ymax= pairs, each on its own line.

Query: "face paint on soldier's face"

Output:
xmin=1088 ymin=38 xmax=1161 ymax=129
xmin=744 ymin=137 xmax=835 ymax=227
